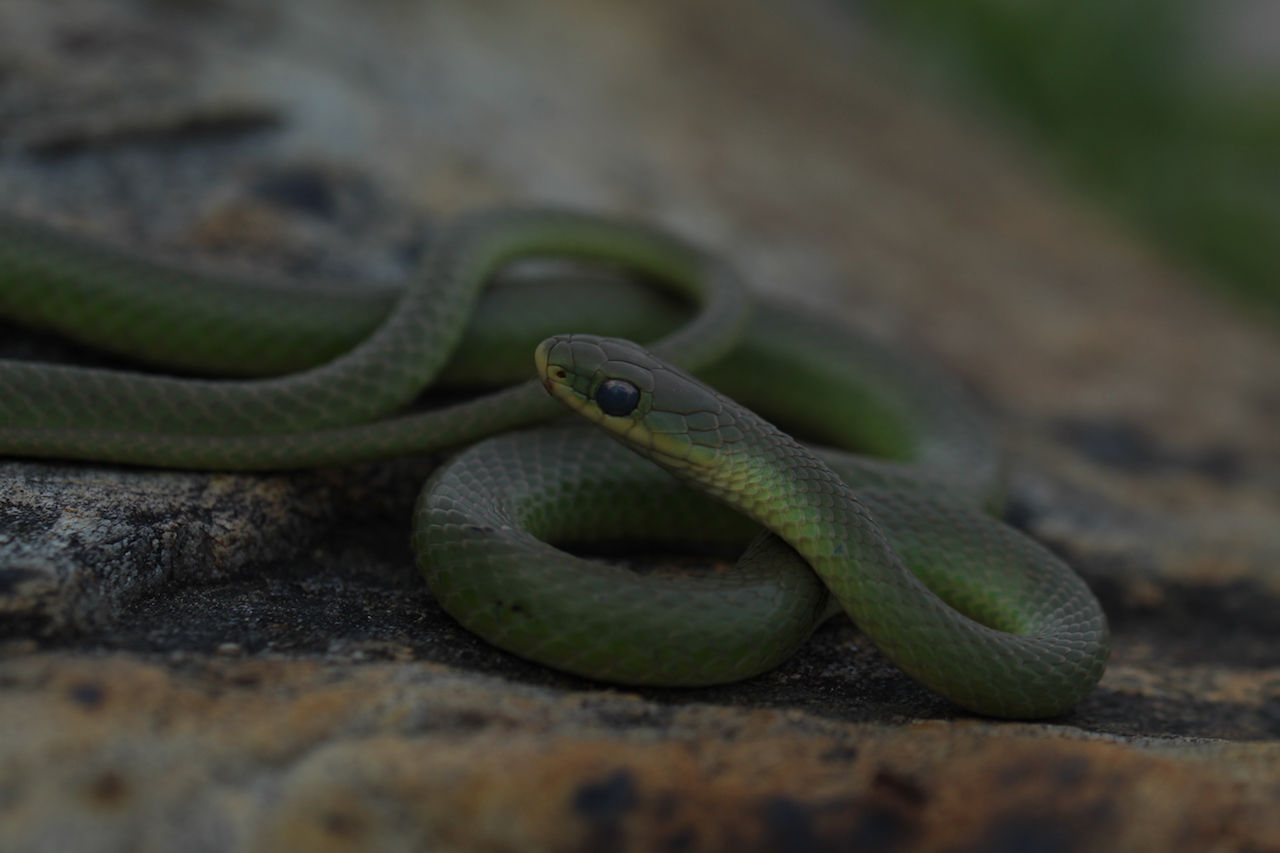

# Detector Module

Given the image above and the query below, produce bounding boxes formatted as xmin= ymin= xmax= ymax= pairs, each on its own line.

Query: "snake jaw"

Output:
xmin=534 ymin=337 xmax=582 ymax=409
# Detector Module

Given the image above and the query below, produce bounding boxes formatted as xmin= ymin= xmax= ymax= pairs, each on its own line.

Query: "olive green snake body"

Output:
xmin=0 ymin=208 xmax=1108 ymax=718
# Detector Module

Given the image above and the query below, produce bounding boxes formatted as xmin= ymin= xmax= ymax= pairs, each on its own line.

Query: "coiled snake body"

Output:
xmin=0 ymin=208 xmax=1107 ymax=718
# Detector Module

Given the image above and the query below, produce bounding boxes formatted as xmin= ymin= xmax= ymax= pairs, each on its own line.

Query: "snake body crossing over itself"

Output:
xmin=0 ymin=208 xmax=1108 ymax=719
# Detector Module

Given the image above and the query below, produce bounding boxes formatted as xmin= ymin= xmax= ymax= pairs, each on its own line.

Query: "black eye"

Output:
xmin=595 ymin=379 xmax=641 ymax=417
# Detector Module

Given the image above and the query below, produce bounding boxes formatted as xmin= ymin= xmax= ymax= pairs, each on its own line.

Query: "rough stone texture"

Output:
xmin=3 ymin=0 xmax=1280 ymax=850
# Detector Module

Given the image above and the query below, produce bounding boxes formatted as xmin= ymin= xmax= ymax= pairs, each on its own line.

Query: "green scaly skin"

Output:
xmin=519 ymin=335 xmax=1108 ymax=718
xmin=0 ymin=207 xmax=1107 ymax=718
xmin=0 ymin=209 xmax=748 ymax=467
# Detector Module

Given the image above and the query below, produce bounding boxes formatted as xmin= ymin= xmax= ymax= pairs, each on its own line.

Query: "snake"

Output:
xmin=0 ymin=207 xmax=1108 ymax=719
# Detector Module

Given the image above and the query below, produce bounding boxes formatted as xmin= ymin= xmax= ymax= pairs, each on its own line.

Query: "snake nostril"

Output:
xmin=555 ymin=369 xmax=567 ymax=379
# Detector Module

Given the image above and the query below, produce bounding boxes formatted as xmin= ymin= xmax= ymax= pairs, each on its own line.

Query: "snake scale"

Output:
xmin=0 ymin=207 xmax=1108 ymax=718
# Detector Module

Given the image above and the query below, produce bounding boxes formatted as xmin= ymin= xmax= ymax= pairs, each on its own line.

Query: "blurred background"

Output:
xmin=858 ymin=0 xmax=1280 ymax=318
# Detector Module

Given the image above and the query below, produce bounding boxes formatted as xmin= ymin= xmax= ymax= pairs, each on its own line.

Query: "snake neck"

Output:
xmin=669 ymin=411 xmax=888 ymax=577
xmin=666 ymin=411 xmax=955 ymax=654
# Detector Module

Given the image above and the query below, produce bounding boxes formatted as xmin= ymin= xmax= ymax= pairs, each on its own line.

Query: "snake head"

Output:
xmin=535 ymin=334 xmax=748 ymax=474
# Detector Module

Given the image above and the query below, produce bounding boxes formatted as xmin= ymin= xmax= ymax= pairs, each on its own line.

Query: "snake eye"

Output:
xmin=595 ymin=379 xmax=641 ymax=417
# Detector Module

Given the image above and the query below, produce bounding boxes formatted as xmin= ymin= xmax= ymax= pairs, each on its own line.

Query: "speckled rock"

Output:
xmin=5 ymin=654 xmax=1280 ymax=852
xmin=4 ymin=0 xmax=1280 ymax=851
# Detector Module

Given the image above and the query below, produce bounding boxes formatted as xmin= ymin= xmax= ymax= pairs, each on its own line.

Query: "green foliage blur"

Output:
xmin=861 ymin=0 xmax=1280 ymax=314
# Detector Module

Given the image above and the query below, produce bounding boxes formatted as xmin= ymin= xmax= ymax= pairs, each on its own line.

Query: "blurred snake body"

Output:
xmin=0 ymin=208 xmax=1108 ymax=718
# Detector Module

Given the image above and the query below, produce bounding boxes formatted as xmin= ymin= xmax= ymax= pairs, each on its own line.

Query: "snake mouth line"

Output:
xmin=534 ymin=337 xmax=584 ymax=411
xmin=533 ymin=339 xmax=558 ymax=394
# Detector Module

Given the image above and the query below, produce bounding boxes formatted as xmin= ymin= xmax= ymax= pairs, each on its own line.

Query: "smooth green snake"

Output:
xmin=0 ymin=208 xmax=1108 ymax=718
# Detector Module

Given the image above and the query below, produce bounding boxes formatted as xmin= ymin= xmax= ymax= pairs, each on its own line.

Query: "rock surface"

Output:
xmin=3 ymin=0 xmax=1280 ymax=850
